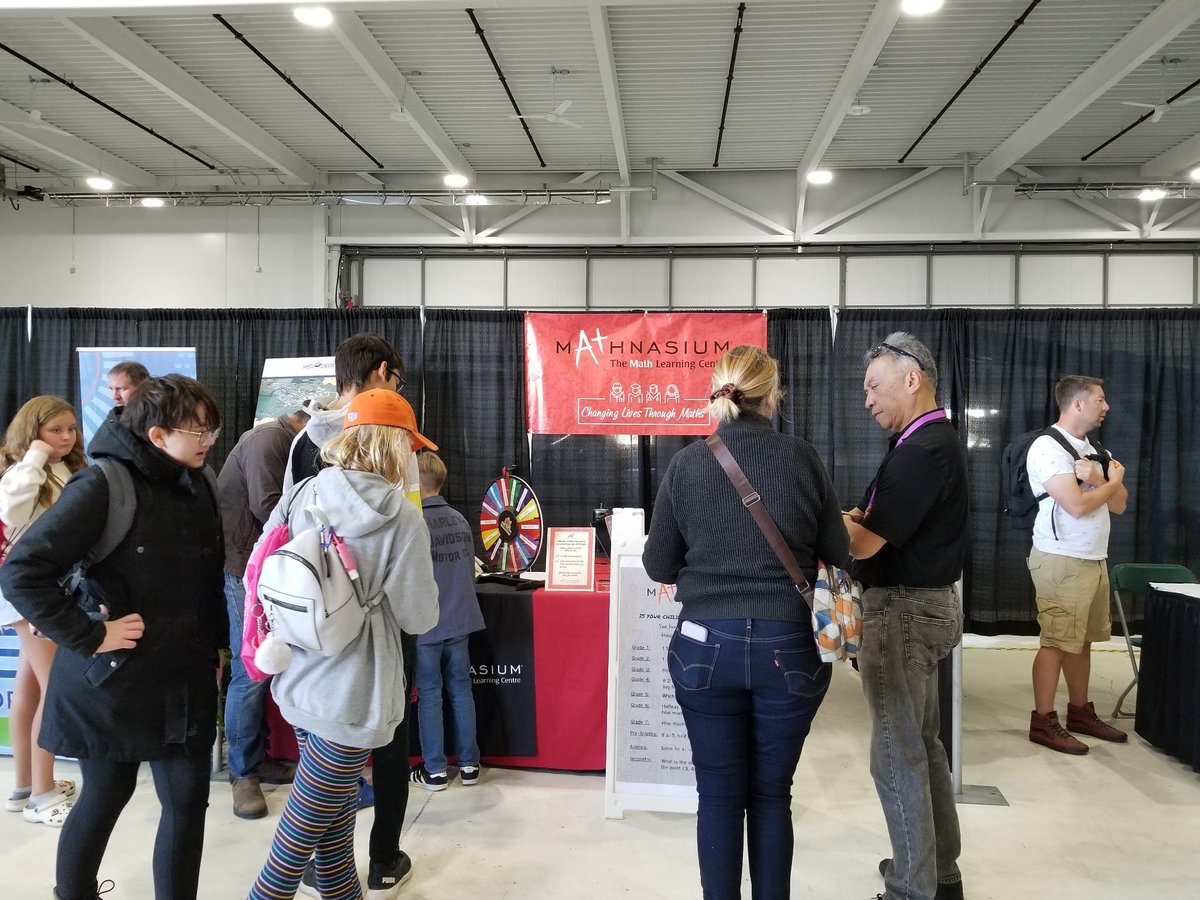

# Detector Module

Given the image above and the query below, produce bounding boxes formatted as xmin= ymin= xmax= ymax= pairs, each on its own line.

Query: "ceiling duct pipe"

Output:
xmin=212 ymin=14 xmax=383 ymax=168
xmin=713 ymin=3 xmax=747 ymax=168
xmin=0 ymin=40 xmax=216 ymax=171
xmin=466 ymin=8 xmax=546 ymax=168
xmin=0 ymin=149 xmax=41 ymax=172
xmin=1082 ymin=73 xmax=1200 ymax=161
xmin=898 ymin=0 xmax=1043 ymax=163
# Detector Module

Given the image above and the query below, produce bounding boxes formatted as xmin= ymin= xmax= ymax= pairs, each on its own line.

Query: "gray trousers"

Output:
xmin=859 ymin=585 xmax=963 ymax=900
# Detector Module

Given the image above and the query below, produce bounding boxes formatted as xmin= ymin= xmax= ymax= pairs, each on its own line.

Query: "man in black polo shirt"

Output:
xmin=843 ymin=332 xmax=968 ymax=900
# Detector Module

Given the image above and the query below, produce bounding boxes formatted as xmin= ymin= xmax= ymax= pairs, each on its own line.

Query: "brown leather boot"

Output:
xmin=1029 ymin=710 xmax=1088 ymax=755
xmin=231 ymin=776 xmax=268 ymax=819
xmin=1067 ymin=701 xmax=1128 ymax=743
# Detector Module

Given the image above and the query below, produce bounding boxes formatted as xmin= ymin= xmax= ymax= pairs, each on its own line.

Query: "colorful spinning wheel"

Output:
xmin=480 ymin=472 xmax=544 ymax=573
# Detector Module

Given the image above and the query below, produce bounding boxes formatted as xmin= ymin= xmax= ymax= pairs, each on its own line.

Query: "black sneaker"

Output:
xmin=409 ymin=765 xmax=448 ymax=792
xmin=366 ymin=852 xmax=414 ymax=899
xmin=459 ymin=765 xmax=480 ymax=786
xmin=296 ymin=859 xmax=318 ymax=898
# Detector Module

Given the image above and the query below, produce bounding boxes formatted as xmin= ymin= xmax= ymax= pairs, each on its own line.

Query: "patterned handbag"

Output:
xmin=706 ymin=434 xmax=862 ymax=663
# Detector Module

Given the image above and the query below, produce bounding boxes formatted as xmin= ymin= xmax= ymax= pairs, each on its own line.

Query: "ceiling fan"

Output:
xmin=1120 ymin=56 xmax=1200 ymax=123
xmin=510 ymin=99 xmax=581 ymax=129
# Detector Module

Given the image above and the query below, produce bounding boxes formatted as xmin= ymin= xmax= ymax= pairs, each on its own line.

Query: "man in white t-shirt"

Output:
xmin=1025 ymin=375 xmax=1129 ymax=755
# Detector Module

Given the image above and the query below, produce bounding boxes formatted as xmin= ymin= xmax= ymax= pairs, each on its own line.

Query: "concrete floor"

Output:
xmin=1 ymin=640 xmax=1195 ymax=899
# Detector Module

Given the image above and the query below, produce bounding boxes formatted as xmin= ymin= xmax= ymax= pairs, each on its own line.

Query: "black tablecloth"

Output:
xmin=1135 ymin=587 xmax=1200 ymax=772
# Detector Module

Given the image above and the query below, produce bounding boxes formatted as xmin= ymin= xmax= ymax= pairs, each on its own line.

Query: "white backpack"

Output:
xmin=256 ymin=491 xmax=381 ymax=658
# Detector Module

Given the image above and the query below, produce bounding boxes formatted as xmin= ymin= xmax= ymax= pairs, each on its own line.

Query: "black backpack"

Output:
xmin=1000 ymin=428 xmax=1082 ymax=531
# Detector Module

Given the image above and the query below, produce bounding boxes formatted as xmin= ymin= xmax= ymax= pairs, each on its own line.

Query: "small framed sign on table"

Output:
xmin=544 ymin=527 xmax=597 ymax=592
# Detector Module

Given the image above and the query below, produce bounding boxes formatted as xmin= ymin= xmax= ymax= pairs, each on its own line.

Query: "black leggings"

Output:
xmin=57 ymin=755 xmax=211 ymax=900
xmin=368 ymin=637 xmax=416 ymax=867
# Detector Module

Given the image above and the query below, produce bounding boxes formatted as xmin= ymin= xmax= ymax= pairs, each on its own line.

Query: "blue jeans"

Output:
xmin=224 ymin=572 xmax=271 ymax=779
xmin=859 ymin=586 xmax=963 ymax=900
xmin=669 ymin=618 xmax=831 ymax=900
xmin=415 ymin=636 xmax=479 ymax=774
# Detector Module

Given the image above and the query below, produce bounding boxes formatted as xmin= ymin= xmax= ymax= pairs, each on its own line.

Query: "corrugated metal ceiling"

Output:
xmin=1 ymin=0 xmax=1198 ymax=190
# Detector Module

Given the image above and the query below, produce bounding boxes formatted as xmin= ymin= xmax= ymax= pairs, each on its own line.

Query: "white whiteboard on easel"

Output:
xmin=604 ymin=508 xmax=698 ymax=819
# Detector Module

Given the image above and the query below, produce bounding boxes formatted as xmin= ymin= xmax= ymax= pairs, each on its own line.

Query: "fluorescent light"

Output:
xmin=901 ymin=0 xmax=944 ymax=14
xmin=1138 ymin=188 xmax=1166 ymax=202
xmin=1189 ymin=166 xmax=1200 ymax=181
xmin=464 ymin=193 xmax=489 ymax=206
xmin=443 ymin=173 xmax=470 ymax=188
xmin=140 ymin=197 xmax=165 ymax=208
xmin=293 ymin=6 xmax=333 ymax=27
xmin=806 ymin=170 xmax=833 ymax=185
xmin=86 ymin=176 xmax=113 ymax=191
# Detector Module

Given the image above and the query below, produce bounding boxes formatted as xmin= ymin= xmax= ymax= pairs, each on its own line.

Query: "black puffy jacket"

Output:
xmin=0 ymin=416 xmax=225 ymax=761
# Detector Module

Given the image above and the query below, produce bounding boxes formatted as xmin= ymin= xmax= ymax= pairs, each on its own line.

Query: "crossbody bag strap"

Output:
xmin=705 ymin=433 xmax=812 ymax=605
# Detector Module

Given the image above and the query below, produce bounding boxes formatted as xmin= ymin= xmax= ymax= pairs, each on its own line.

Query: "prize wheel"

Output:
xmin=480 ymin=472 xmax=544 ymax=573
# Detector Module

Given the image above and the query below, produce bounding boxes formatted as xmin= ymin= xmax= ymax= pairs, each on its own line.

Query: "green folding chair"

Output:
xmin=1109 ymin=562 xmax=1198 ymax=719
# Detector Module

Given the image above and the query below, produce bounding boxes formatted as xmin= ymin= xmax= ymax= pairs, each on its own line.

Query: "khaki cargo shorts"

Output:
xmin=1027 ymin=547 xmax=1111 ymax=654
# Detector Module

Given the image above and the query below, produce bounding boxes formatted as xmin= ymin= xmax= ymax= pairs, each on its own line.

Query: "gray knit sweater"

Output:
xmin=642 ymin=412 xmax=849 ymax=623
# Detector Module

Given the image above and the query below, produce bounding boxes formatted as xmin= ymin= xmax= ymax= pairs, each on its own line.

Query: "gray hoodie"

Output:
xmin=280 ymin=398 xmax=346 ymax=494
xmin=253 ymin=465 xmax=439 ymax=749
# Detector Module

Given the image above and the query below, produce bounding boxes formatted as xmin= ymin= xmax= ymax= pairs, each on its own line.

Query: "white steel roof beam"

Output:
xmin=1011 ymin=166 xmax=1139 ymax=234
xmin=794 ymin=0 xmax=902 ymax=238
xmin=329 ymin=13 xmax=473 ymax=181
xmin=809 ymin=166 xmax=942 ymax=235
xmin=976 ymin=0 xmax=1200 ymax=182
xmin=0 ymin=98 xmax=153 ymax=187
xmin=588 ymin=3 xmax=629 ymax=184
xmin=59 ymin=16 xmax=319 ymax=185
xmin=409 ymin=204 xmax=465 ymax=238
xmin=476 ymin=171 xmax=602 ymax=239
xmin=660 ymin=169 xmax=791 ymax=236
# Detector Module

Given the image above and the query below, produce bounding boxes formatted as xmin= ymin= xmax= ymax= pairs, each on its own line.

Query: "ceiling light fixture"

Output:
xmin=463 ymin=193 xmax=489 ymax=205
xmin=1138 ymin=187 xmax=1166 ymax=202
xmin=140 ymin=197 xmax=164 ymax=208
xmin=806 ymin=170 xmax=834 ymax=185
xmin=901 ymin=0 xmax=944 ymax=14
xmin=1189 ymin=166 xmax=1200 ymax=181
xmin=293 ymin=6 xmax=333 ymax=28
xmin=443 ymin=173 xmax=470 ymax=188
xmin=86 ymin=175 xmax=113 ymax=191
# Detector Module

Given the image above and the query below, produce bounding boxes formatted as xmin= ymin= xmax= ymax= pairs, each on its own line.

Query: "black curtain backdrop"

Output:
xmin=830 ymin=308 xmax=1200 ymax=634
xmin=422 ymin=309 xmax=529 ymax=553
xmin=0 ymin=307 xmax=29 ymax=431
xmin=13 ymin=304 xmax=1198 ymax=633
xmin=25 ymin=307 xmax=422 ymax=471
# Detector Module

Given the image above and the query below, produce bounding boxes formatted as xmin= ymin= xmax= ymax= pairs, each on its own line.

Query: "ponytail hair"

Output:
xmin=707 ymin=345 xmax=781 ymax=425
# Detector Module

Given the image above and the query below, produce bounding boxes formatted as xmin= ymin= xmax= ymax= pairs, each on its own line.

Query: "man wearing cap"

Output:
xmin=283 ymin=336 xmax=431 ymax=900
xmin=218 ymin=410 xmax=308 ymax=819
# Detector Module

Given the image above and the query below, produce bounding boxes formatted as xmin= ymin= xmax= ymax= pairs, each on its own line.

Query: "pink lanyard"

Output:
xmin=867 ymin=409 xmax=948 ymax=512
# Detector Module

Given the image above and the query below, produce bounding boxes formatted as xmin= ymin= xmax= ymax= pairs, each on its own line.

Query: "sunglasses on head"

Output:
xmin=869 ymin=342 xmax=926 ymax=372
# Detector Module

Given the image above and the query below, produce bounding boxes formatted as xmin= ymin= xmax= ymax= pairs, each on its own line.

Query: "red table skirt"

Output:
xmin=266 ymin=583 xmax=610 ymax=771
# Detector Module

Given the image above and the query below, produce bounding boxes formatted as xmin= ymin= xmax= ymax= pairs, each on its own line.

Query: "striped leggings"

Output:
xmin=249 ymin=732 xmax=371 ymax=900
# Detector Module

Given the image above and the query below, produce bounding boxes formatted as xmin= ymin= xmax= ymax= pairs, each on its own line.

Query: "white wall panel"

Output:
xmin=932 ymin=256 xmax=1014 ymax=306
xmin=1019 ymin=255 xmax=1103 ymax=306
xmin=363 ymin=259 xmax=422 ymax=307
xmin=424 ymin=259 xmax=504 ymax=307
xmin=671 ymin=258 xmax=754 ymax=308
xmin=755 ymin=257 xmax=839 ymax=307
xmin=589 ymin=258 xmax=669 ymax=308
xmin=507 ymin=259 xmax=586 ymax=309
xmin=1108 ymin=255 xmax=1193 ymax=306
xmin=846 ymin=257 xmax=926 ymax=307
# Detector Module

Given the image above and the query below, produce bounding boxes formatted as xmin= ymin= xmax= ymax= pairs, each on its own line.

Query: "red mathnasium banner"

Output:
xmin=525 ymin=312 xmax=767 ymax=435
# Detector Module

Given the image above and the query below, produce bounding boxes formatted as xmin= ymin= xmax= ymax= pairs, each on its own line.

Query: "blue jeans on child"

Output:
xmin=223 ymin=572 xmax=271 ymax=779
xmin=669 ymin=617 xmax=830 ymax=900
xmin=858 ymin=585 xmax=963 ymax=900
xmin=415 ymin=636 xmax=479 ymax=774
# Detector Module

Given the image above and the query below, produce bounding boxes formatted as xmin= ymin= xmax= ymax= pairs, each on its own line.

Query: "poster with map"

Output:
xmin=254 ymin=357 xmax=336 ymax=424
